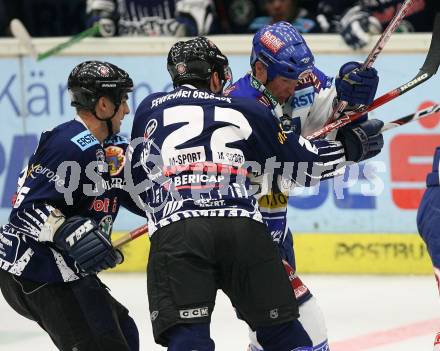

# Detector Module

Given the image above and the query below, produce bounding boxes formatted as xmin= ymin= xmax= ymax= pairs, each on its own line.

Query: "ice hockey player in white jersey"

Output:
xmin=224 ymin=21 xmax=379 ymax=351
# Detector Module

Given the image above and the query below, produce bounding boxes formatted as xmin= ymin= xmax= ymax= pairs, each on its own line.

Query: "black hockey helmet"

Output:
xmin=167 ymin=37 xmax=232 ymax=88
xmin=68 ymin=60 xmax=133 ymax=111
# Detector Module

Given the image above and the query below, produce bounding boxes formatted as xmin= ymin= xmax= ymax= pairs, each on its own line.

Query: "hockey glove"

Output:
xmin=338 ymin=5 xmax=382 ymax=50
xmin=176 ymin=0 xmax=215 ymax=36
xmin=86 ymin=0 xmax=119 ymax=37
xmin=336 ymin=119 xmax=384 ymax=162
xmin=53 ymin=216 xmax=123 ymax=274
xmin=336 ymin=61 xmax=379 ymax=107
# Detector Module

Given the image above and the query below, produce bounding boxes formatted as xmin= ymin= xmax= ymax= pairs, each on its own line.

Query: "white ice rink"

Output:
xmin=1 ymin=273 xmax=439 ymax=350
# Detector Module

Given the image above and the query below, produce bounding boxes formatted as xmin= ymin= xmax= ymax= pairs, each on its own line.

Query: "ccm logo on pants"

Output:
xmin=179 ymin=307 xmax=209 ymax=319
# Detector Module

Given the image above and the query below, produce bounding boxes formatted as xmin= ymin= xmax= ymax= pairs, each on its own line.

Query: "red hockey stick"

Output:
xmin=113 ymin=224 xmax=148 ymax=249
xmin=328 ymin=0 xmax=417 ymax=122
xmin=307 ymin=12 xmax=440 ymax=140
xmin=380 ymin=104 xmax=440 ymax=133
xmin=111 ymin=105 xmax=440 ymax=249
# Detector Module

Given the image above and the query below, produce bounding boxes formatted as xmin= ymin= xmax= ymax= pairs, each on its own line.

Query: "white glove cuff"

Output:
xmin=39 ymin=208 xmax=66 ymax=242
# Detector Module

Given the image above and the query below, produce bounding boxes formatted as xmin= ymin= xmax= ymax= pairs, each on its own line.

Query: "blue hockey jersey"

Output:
xmin=224 ymin=70 xmax=338 ymax=268
xmin=0 ymin=118 xmax=141 ymax=283
xmin=130 ymin=85 xmax=347 ymax=236
xmin=417 ymin=146 xmax=440 ymax=268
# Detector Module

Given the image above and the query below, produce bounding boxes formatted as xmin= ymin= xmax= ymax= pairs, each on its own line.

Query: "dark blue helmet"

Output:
xmin=251 ymin=22 xmax=314 ymax=81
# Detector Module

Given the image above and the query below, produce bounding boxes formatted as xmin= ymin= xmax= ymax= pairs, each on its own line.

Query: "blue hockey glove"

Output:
xmin=336 ymin=61 xmax=379 ymax=107
xmin=339 ymin=5 xmax=382 ymax=50
xmin=336 ymin=119 xmax=384 ymax=162
xmin=53 ymin=216 xmax=123 ymax=274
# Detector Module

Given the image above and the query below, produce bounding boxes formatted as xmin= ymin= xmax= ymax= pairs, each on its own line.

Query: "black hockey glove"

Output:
xmin=53 ymin=216 xmax=123 ymax=274
xmin=336 ymin=119 xmax=384 ymax=162
xmin=338 ymin=5 xmax=382 ymax=50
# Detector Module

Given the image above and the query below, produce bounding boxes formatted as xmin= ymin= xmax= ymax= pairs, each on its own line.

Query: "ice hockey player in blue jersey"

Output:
xmin=128 ymin=36 xmax=383 ymax=350
xmin=417 ymin=146 xmax=440 ymax=351
xmin=224 ymin=21 xmax=380 ymax=351
xmin=0 ymin=61 xmax=141 ymax=350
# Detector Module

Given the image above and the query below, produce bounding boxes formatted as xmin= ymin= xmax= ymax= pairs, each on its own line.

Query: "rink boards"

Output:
xmin=111 ymin=232 xmax=433 ymax=274
xmin=0 ymin=35 xmax=437 ymax=275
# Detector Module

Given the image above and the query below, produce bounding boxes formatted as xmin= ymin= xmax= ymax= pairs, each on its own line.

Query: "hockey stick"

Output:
xmin=307 ymin=11 xmax=440 ymax=141
xmin=380 ymin=104 xmax=440 ymax=133
xmin=113 ymin=224 xmax=148 ymax=249
xmin=109 ymin=106 xmax=440 ymax=249
xmin=10 ymin=18 xmax=99 ymax=61
xmin=329 ymin=0 xmax=416 ymax=122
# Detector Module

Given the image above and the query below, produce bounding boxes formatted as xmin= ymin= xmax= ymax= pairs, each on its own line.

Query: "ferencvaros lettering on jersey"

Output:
xmin=151 ymin=88 xmax=231 ymax=108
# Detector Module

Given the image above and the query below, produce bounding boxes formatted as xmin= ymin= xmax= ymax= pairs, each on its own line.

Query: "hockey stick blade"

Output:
xmin=113 ymin=224 xmax=148 ymax=249
xmin=37 ymin=23 xmax=100 ymax=61
xmin=419 ymin=12 xmax=440 ymax=76
xmin=381 ymin=104 xmax=440 ymax=133
xmin=307 ymin=12 xmax=440 ymax=141
xmin=10 ymin=18 xmax=38 ymax=59
xmin=328 ymin=0 xmax=416 ymax=122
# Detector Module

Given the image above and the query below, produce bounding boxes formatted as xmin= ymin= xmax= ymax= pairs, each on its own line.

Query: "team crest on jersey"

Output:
xmin=105 ymin=146 xmax=125 ymax=176
xmin=260 ymin=31 xmax=285 ymax=54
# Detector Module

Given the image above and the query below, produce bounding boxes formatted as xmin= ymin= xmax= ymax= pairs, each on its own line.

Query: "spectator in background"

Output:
xmin=87 ymin=0 xmax=217 ymax=37
xmin=4 ymin=0 xmax=87 ymax=37
xmin=0 ymin=0 xmax=8 ymax=36
xmin=214 ymin=0 xmax=265 ymax=34
xmin=315 ymin=0 xmax=439 ymax=49
xmin=249 ymin=0 xmax=320 ymax=33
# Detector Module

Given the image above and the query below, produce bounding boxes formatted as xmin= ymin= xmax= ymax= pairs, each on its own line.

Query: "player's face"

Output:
xmin=267 ymin=76 xmax=298 ymax=104
xmin=111 ymin=96 xmax=130 ymax=134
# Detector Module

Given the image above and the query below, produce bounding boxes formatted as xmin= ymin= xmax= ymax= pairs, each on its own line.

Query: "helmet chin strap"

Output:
xmin=250 ymin=74 xmax=283 ymax=118
xmin=92 ymin=104 xmax=120 ymax=138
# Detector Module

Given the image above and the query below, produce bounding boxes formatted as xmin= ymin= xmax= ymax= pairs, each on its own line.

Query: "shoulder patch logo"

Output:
xmin=70 ymin=130 xmax=99 ymax=151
